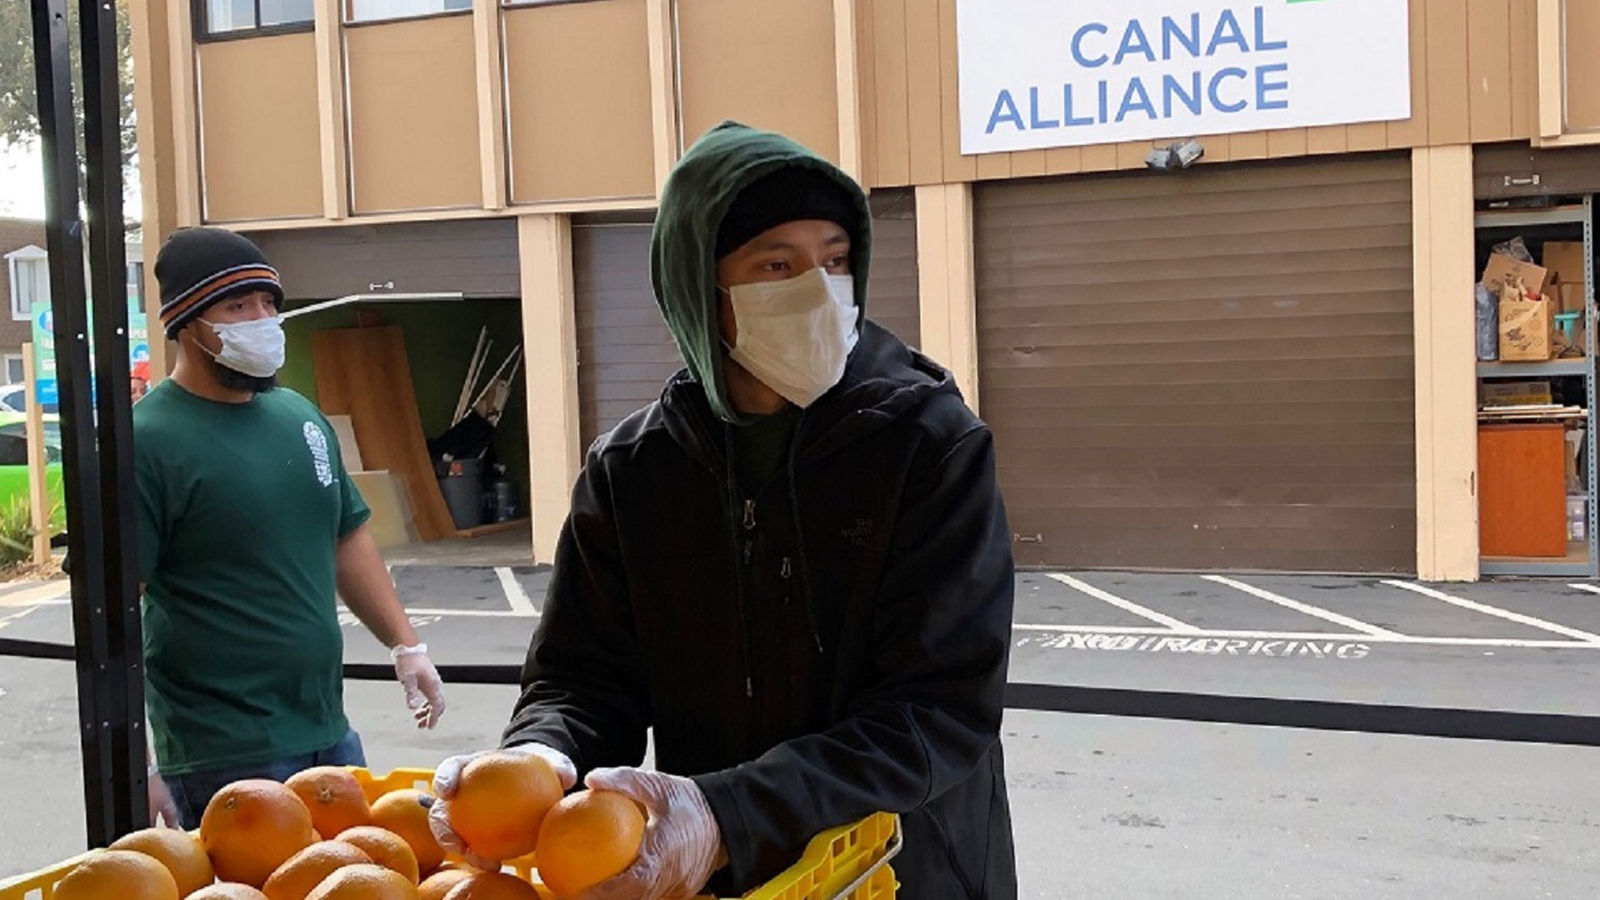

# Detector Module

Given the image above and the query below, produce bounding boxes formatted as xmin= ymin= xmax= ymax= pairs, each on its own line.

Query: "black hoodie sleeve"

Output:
xmin=501 ymin=451 xmax=651 ymax=769
xmin=693 ymin=419 xmax=1014 ymax=890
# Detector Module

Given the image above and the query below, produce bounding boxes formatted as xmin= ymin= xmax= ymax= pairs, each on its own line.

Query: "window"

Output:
xmin=201 ymin=0 xmax=313 ymax=36
xmin=6 ymin=246 xmax=48 ymax=322
xmin=0 ymin=385 xmax=26 ymax=412
xmin=127 ymin=261 xmax=144 ymax=304
xmin=2 ymin=355 xmax=22 ymax=386
xmin=0 ymin=423 xmax=61 ymax=464
xmin=347 ymin=0 xmax=469 ymax=25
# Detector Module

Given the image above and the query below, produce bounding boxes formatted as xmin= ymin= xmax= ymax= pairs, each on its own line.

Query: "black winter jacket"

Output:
xmin=504 ymin=323 xmax=1017 ymax=899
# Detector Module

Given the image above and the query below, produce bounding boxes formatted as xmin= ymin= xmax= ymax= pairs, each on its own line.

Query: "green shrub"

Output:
xmin=0 ymin=497 xmax=37 ymax=568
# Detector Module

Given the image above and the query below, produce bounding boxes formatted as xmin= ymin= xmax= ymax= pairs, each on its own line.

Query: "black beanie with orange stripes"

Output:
xmin=155 ymin=227 xmax=284 ymax=339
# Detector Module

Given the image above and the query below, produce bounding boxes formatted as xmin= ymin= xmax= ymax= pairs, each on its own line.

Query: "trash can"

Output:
xmin=437 ymin=457 xmax=484 ymax=530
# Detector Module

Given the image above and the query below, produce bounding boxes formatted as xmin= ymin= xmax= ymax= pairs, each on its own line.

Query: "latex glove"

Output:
xmin=576 ymin=767 xmax=726 ymax=900
xmin=427 ymin=742 xmax=578 ymax=867
xmin=391 ymin=643 xmax=447 ymax=729
xmin=147 ymin=769 xmax=179 ymax=828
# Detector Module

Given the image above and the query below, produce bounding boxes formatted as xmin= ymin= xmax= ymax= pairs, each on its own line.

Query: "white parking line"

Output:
xmin=1045 ymin=573 xmax=1199 ymax=632
xmin=1570 ymin=583 xmax=1600 ymax=596
xmin=1386 ymin=580 xmax=1600 ymax=644
xmin=1204 ymin=575 xmax=1403 ymax=638
xmin=0 ymin=606 xmax=40 ymax=631
xmin=495 ymin=567 xmax=540 ymax=617
xmin=1012 ymin=622 xmax=1596 ymax=649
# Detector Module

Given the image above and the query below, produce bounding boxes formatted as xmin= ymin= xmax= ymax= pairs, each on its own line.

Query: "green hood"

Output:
xmin=650 ymin=121 xmax=873 ymax=424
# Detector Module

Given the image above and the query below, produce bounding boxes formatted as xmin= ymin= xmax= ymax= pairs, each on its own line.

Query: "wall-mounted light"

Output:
xmin=1145 ymin=140 xmax=1205 ymax=173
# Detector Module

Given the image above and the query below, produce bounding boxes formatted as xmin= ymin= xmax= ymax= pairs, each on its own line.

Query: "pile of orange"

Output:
xmin=43 ymin=756 xmax=648 ymax=900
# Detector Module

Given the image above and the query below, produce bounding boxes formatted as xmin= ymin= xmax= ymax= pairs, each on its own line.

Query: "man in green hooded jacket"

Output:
xmin=431 ymin=122 xmax=1017 ymax=899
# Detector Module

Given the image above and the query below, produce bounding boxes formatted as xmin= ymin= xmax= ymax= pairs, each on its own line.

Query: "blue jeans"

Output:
xmin=163 ymin=728 xmax=367 ymax=830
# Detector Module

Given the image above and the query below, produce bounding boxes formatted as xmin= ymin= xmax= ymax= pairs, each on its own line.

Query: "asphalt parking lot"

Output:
xmin=4 ymin=567 xmax=1599 ymax=897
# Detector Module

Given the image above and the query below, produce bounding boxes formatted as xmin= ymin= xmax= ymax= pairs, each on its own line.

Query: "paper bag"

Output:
xmin=1498 ymin=283 xmax=1556 ymax=361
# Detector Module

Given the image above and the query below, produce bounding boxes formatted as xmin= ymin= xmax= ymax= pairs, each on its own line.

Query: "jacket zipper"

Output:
xmin=742 ymin=499 xmax=756 ymax=565
xmin=740 ymin=498 xmax=756 ymax=696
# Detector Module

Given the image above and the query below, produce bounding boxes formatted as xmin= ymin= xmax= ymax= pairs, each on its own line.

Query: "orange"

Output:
xmin=53 ymin=849 xmax=180 ymax=900
xmin=439 ymin=872 xmax=539 ymax=900
xmin=533 ymin=791 xmax=645 ymax=899
xmin=446 ymin=753 xmax=562 ymax=861
xmin=335 ymin=826 xmax=421 ymax=884
xmin=188 ymin=885 xmax=271 ymax=900
xmin=286 ymin=768 xmax=374 ymax=839
xmin=370 ymin=790 xmax=446 ymax=875
xmin=111 ymin=827 xmax=217 ymax=896
xmin=263 ymin=841 xmax=373 ymax=900
xmin=303 ymin=864 xmax=418 ymax=900
xmin=417 ymin=867 xmax=474 ymax=900
xmin=200 ymin=779 xmax=319 ymax=887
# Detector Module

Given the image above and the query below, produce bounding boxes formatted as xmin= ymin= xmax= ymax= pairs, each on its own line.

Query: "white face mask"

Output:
xmin=723 ymin=267 xmax=859 ymax=409
xmin=204 ymin=316 xmax=286 ymax=378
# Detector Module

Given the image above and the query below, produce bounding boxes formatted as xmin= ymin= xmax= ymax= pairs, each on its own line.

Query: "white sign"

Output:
xmin=956 ymin=0 xmax=1412 ymax=155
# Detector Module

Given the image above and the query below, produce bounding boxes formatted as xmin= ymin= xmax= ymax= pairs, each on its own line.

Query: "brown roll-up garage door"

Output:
xmin=976 ymin=155 xmax=1416 ymax=573
xmin=574 ymin=221 xmax=680 ymax=449
xmin=575 ymin=197 xmax=922 ymax=448
xmin=867 ymin=189 xmax=920 ymax=348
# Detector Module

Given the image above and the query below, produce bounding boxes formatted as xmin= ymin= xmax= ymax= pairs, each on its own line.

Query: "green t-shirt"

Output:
xmin=135 ymin=380 xmax=370 ymax=775
xmin=732 ymin=404 xmax=802 ymax=496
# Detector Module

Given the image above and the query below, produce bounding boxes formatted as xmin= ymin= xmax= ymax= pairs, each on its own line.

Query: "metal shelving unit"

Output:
xmin=1476 ymin=359 xmax=1592 ymax=378
xmin=1476 ymin=196 xmax=1596 ymax=578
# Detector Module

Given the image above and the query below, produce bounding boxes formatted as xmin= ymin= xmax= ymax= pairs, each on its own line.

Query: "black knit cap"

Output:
xmin=714 ymin=166 xmax=859 ymax=260
xmin=155 ymin=227 xmax=284 ymax=339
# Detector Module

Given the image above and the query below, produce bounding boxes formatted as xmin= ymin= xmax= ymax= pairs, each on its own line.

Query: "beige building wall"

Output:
xmin=503 ymin=0 xmax=656 ymax=203
xmin=129 ymin=0 xmax=1600 ymax=574
xmin=518 ymin=214 xmax=581 ymax=563
xmin=675 ymin=0 xmax=842 ymax=161
xmin=1410 ymin=146 xmax=1480 ymax=582
xmin=858 ymin=0 xmax=1543 ymax=189
xmin=144 ymin=0 xmax=1594 ymax=225
xmin=1565 ymin=1 xmax=1600 ymax=134
xmin=346 ymin=16 xmax=482 ymax=213
xmin=196 ymin=35 xmax=324 ymax=223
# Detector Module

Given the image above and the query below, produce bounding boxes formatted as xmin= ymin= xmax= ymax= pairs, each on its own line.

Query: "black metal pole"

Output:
xmin=80 ymin=0 xmax=146 ymax=835
xmin=28 ymin=0 xmax=144 ymax=844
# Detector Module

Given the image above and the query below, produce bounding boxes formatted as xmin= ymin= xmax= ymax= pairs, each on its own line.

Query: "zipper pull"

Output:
xmin=780 ymin=557 xmax=792 ymax=579
xmin=745 ymin=676 xmax=753 ymax=698
xmin=743 ymin=499 xmax=756 ymax=530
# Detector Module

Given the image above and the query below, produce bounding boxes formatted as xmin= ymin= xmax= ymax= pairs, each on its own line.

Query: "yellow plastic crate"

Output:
xmin=1 ymin=767 xmax=899 ymax=900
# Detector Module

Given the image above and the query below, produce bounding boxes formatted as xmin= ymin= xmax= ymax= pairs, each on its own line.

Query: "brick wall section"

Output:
xmin=0 ymin=217 xmax=47 ymax=374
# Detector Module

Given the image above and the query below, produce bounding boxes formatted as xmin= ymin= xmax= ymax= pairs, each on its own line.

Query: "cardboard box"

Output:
xmin=350 ymin=470 xmax=420 ymax=549
xmin=1543 ymin=241 xmax=1588 ymax=314
xmin=1482 ymin=252 xmax=1551 ymax=297
xmin=1499 ymin=295 xmax=1556 ymax=361
xmin=1481 ymin=380 xmax=1553 ymax=407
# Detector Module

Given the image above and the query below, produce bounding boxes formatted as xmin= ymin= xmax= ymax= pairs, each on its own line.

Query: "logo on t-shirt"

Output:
xmin=303 ymin=422 xmax=334 ymax=487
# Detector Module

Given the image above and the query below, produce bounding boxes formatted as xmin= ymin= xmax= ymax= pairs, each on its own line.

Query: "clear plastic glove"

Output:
xmin=147 ymin=769 xmax=179 ymax=828
xmin=576 ymin=767 xmax=726 ymax=900
xmin=427 ymin=742 xmax=578 ymax=868
xmin=390 ymin=643 xmax=447 ymax=729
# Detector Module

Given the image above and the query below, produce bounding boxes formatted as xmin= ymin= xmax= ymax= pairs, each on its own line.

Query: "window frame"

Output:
xmin=1 ymin=354 xmax=23 ymax=386
xmin=6 ymin=246 xmax=48 ymax=323
xmin=342 ymin=0 xmax=470 ymax=28
xmin=194 ymin=0 xmax=315 ymax=43
xmin=498 ymin=0 xmax=605 ymax=9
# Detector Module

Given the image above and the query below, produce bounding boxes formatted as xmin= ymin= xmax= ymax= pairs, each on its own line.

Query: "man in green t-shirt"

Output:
xmin=137 ymin=227 xmax=447 ymax=828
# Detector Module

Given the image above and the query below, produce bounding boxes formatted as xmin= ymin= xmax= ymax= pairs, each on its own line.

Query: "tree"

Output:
xmin=0 ymin=0 xmax=138 ymax=171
